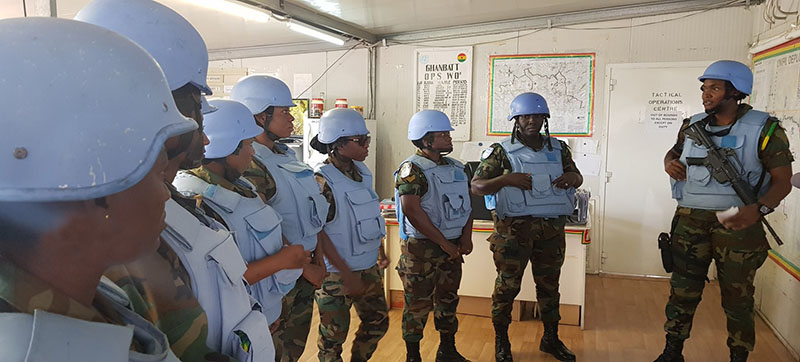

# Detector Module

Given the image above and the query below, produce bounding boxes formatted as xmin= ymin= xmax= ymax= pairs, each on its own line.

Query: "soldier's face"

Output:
xmin=267 ymin=107 xmax=295 ymax=139
xmin=428 ymin=131 xmax=453 ymax=153
xmin=701 ymin=79 xmax=728 ymax=112
xmin=176 ymin=92 xmax=207 ymax=170
xmin=226 ymin=139 xmax=256 ymax=175
xmin=104 ymin=148 xmax=170 ymax=262
xmin=337 ymin=135 xmax=369 ymax=162
xmin=516 ymin=114 xmax=546 ymax=137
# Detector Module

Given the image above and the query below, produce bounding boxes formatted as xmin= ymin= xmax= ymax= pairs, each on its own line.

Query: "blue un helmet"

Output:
xmin=0 ymin=17 xmax=196 ymax=202
xmin=203 ymin=100 xmax=263 ymax=159
xmin=75 ymin=0 xmax=212 ymax=95
xmin=698 ymin=60 xmax=753 ymax=95
xmin=407 ymin=110 xmax=454 ymax=141
xmin=230 ymin=75 xmax=295 ymax=115
xmin=200 ymin=95 xmax=218 ymax=115
xmin=508 ymin=92 xmax=550 ymax=121
xmin=318 ymin=108 xmax=369 ymax=144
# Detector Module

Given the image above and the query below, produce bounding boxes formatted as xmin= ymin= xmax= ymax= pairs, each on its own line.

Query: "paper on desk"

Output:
xmin=573 ymin=153 xmax=602 ymax=176
xmin=461 ymin=141 xmax=490 ymax=161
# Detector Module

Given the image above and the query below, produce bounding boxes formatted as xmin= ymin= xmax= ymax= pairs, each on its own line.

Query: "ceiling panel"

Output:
xmin=52 ymin=0 xmax=313 ymax=50
xmin=0 ymin=0 xmax=739 ymax=53
xmin=291 ymin=0 xmax=686 ymax=35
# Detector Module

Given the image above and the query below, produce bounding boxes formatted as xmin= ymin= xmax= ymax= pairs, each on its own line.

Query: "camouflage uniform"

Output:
xmin=314 ymin=266 xmax=388 ymax=362
xmin=103 ymin=183 xmax=234 ymax=362
xmin=272 ymin=277 xmax=317 ymax=362
xmin=314 ymin=156 xmax=389 ymax=362
xmin=473 ymin=138 xmax=580 ymax=326
xmin=664 ymin=104 xmax=793 ymax=351
xmin=0 ymin=257 xmax=126 ymax=324
xmin=394 ymin=150 xmax=464 ymax=343
xmin=243 ymin=145 xmax=317 ymax=362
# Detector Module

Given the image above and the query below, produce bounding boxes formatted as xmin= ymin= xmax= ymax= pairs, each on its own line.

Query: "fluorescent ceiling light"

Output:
xmin=181 ymin=0 xmax=271 ymax=23
xmin=287 ymin=19 xmax=345 ymax=46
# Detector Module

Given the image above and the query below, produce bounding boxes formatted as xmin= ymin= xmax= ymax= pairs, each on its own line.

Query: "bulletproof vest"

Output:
xmin=0 ymin=280 xmax=180 ymax=362
xmin=674 ymin=109 xmax=770 ymax=210
xmin=491 ymin=137 xmax=576 ymax=219
xmin=173 ymin=172 xmax=302 ymax=324
xmin=162 ymin=199 xmax=274 ymax=361
xmin=252 ymin=142 xmax=329 ymax=252
xmin=317 ymin=162 xmax=386 ymax=272
xmin=394 ymin=154 xmax=472 ymax=240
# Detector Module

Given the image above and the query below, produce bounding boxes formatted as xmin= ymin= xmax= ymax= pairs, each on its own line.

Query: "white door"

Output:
xmin=601 ymin=62 xmax=710 ymax=276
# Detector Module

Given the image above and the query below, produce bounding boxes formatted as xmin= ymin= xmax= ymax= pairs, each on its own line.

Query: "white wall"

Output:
xmin=209 ymin=48 xmax=369 ymax=110
xmin=204 ymin=3 xmax=800 ymax=356
xmin=374 ymin=6 xmax=754 ymax=273
xmin=750 ymin=2 xmax=800 ymax=358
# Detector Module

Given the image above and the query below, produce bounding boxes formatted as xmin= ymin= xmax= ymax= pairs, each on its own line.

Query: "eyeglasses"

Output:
xmin=431 ymin=131 xmax=452 ymax=139
xmin=345 ymin=135 xmax=371 ymax=146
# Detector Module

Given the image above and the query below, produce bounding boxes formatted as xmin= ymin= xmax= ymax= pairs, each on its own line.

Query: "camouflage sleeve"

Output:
xmin=758 ymin=117 xmax=794 ymax=170
xmin=316 ymin=173 xmax=336 ymax=223
xmin=242 ymin=160 xmax=277 ymax=203
xmin=394 ymin=162 xmax=429 ymax=197
xmin=105 ymin=241 xmax=231 ymax=361
xmin=559 ymin=140 xmax=581 ymax=175
xmin=669 ymin=118 xmax=691 ymax=155
xmin=472 ymin=143 xmax=512 ymax=180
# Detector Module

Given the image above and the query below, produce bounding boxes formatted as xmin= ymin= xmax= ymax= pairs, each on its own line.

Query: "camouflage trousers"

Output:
xmin=664 ymin=207 xmax=769 ymax=351
xmin=314 ymin=265 xmax=389 ymax=362
xmin=396 ymin=236 xmax=463 ymax=343
xmin=490 ymin=215 xmax=566 ymax=326
xmin=273 ymin=277 xmax=316 ymax=362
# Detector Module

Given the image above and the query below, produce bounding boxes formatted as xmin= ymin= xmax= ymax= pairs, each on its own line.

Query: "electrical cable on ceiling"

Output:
xmin=389 ymin=28 xmax=544 ymax=48
xmin=297 ymin=41 xmax=361 ymax=99
xmin=22 ymin=0 xmax=27 ymax=17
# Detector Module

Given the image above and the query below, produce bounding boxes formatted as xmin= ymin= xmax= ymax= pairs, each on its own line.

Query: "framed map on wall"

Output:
xmin=487 ymin=53 xmax=595 ymax=137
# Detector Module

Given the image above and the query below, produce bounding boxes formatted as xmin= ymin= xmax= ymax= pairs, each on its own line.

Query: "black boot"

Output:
xmin=494 ymin=323 xmax=513 ymax=362
xmin=406 ymin=340 xmax=422 ymax=362
xmin=653 ymin=335 xmax=685 ymax=362
xmin=730 ymin=347 xmax=749 ymax=362
xmin=436 ymin=333 xmax=469 ymax=362
xmin=539 ymin=322 xmax=576 ymax=362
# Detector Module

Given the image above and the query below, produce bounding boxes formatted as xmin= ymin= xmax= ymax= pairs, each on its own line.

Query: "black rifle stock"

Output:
xmin=683 ymin=122 xmax=784 ymax=246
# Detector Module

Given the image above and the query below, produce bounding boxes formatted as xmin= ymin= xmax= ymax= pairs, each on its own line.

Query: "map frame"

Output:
xmin=487 ymin=53 xmax=596 ymax=137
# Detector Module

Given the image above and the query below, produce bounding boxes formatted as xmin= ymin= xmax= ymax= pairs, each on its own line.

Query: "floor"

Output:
xmin=296 ymin=275 xmax=797 ymax=361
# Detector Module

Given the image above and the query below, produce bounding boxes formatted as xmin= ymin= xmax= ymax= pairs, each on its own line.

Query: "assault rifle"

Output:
xmin=683 ymin=121 xmax=784 ymax=245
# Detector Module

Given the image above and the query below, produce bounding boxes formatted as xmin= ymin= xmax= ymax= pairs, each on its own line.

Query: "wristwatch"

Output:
xmin=758 ymin=204 xmax=774 ymax=216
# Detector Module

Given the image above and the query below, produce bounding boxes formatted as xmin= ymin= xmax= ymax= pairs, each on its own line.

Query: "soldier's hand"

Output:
xmin=279 ymin=245 xmax=311 ymax=269
xmin=504 ymin=172 xmax=532 ymax=190
xmin=302 ymin=263 xmax=326 ymax=288
xmin=269 ymin=319 xmax=281 ymax=334
xmin=438 ymin=241 xmax=462 ymax=260
xmin=377 ymin=249 xmax=390 ymax=269
xmin=665 ymin=159 xmax=687 ymax=180
xmin=552 ymin=172 xmax=580 ymax=189
xmin=458 ymin=235 xmax=473 ymax=256
xmin=343 ymin=274 xmax=366 ymax=296
xmin=721 ymin=203 xmax=761 ymax=230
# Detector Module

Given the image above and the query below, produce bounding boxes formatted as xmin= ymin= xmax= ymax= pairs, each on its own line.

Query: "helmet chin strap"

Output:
xmin=257 ymin=112 xmax=282 ymax=141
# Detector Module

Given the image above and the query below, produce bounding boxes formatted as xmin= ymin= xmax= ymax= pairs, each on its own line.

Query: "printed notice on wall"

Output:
xmin=414 ymin=47 xmax=473 ymax=141
xmin=646 ymin=91 xmax=688 ymax=132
